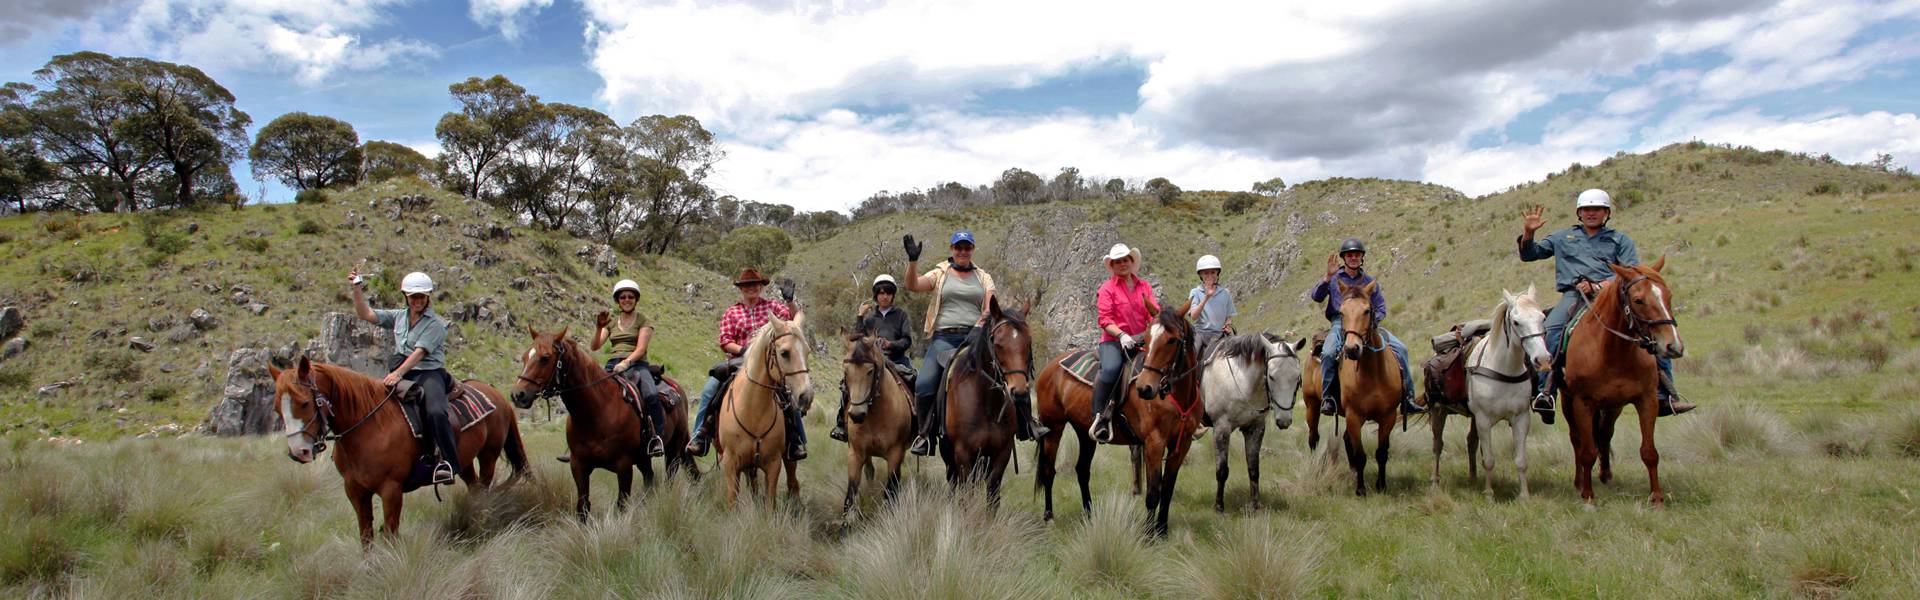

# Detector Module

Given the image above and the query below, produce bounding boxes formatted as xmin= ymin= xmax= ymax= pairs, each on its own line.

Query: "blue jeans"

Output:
xmin=690 ymin=367 xmax=807 ymax=446
xmin=1319 ymin=316 xmax=1412 ymax=403
xmin=1092 ymin=341 xmax=1127 ymax=418
xmin=915 ymin=331 xmax=972 ymax=400
xmin=1538 ymin=290 xmax=1676 ymax=401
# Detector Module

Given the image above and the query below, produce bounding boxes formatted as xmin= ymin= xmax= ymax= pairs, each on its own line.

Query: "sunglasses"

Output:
xmin=616 ymin=294 xmax=638 ymax=301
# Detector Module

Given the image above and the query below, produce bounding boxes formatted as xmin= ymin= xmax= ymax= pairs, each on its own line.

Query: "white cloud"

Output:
xmin=1641 ymin=109 xmax=1920 ymax=169
xmin=468 ymin=0 xmax=556 ymax=41
xmin=77 ymin=0 xmax=435 ymax=85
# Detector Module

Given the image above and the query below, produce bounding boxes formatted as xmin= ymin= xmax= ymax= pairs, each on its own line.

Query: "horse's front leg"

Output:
xmin=1513 ymin=413 xmax=1532 ymax=500
xmin=785 ymin=457 xmax=800 ymax=499
xmin=614 ymin=460 xmax=634 ymax=512
xmin=1374 ymin=413 xmax=1393 ymax=493
xmin=844 ymin=448 xmax=865 ymax=520
xmin=346 ymin=481 xmax=375 ymax=547
xmin=378 ymin=482 xmax=404 ymax=540
xmin=572 ymin=461 xmax=594 ymax=521
xmin=1244 ymin=423 xmax=1266 ymax=512
xmin=1564 ymin=395 xmax=1598 ymax=507
xmin=1476 ymin=413 xmax=1498 ymax=498
xmin=1344 ymin=412 xmax=1367 ymax=497
xmin=1429 ymin=410 xmax=1447 ymax=488
xmin=1213 ymin=425 xmax=1232 ymax=513
xmin=1141 ymin=436 xmax=1166 ymax=518
xmin=1638 ymin=394 xmax=1663 ymax=506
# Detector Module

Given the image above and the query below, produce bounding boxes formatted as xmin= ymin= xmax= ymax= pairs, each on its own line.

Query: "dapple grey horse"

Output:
xmin=1199 ymin=333 xmax=1306 ymax=512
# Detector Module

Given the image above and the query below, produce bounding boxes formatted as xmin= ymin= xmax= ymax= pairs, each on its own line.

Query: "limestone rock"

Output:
xmin=301 ymin=312 xmax=391 ymax=377
xmin=0 ymin=306 xmax=21 ymax=340
xmin=207 ymin=348 xmax=278 ymax=436
xmin=190 ymin=308 xmax=217 ymax=330
xmin=128 ymin=337 xmax=155 ymax=352
xmin=0 ymin=338 xmax=25 ymax=361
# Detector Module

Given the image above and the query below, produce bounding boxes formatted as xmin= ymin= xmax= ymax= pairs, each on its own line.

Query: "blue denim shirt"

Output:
xmin=1309 ymin=269 xmax=1386 ymax=323
xmin=1518 ymin=226 xmax=1640 ymax=292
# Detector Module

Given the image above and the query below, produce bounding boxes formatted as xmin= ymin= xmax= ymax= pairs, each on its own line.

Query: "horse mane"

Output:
xmin=845 ymin=332 xmax=878 ymax=365
xmin=1213 ymin=334 xmax=1266 ymax=364
xmin=1488 ymin=300 xmax=1511 ymax=344
xmin=1155 ymin=302 xmax=1192 ymax=341
xmin=312 ymin=361 xmax=387 ymax=405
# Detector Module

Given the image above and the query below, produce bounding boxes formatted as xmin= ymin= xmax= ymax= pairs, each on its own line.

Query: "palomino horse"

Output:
xmin=940 ymin=295 xmax=1035 ymax=506
xmin=839 ymin=333 xmax=914 ymax=521
xmin=1199 ymin=333 xmax=1305 ymax=512
xmin=1561 ymin=259 xmax=1684 ymax=507
xmin=270 ymin=356 xmax=528 ymax=545
xmin=1434 ymin=287 xmax=1551 ymax=497
xmin=509 ymin=326 xmax=696 ymax=520
xmin=1335 ymin=281 xmax=1404 ymax=496
xmin=717 ymin=313 xmax=814 ymax=508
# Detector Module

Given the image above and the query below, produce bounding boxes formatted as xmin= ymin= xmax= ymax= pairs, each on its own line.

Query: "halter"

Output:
xmin=1597 ymin=274 xmax=1678 ymax=355
xmin=287 ymin=373 xmax=397 ymax=455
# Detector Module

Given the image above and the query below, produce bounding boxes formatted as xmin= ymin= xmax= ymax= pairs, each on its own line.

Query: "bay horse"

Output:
xmin=1335 ymin=280 xmax=1404 ymax=496
xmin=509 ymin=325 xmax=696 ymax=521
xmin=1198 ymin=333 xmax=1305 ymax=512
xmin=270 ymin=356 xmax=528 ymax=546
xmin=717 ymin=313 xmax=814 ymax=508
xmin=839 ymin=333 xmax=914 ymax=521
xmin=1560 ymin=259 xmax=1684 ymax=507
xmin=1300 ymin=330 xmax=1342 ymax=463
xmin=1434 ymin=287 xmax=1551 ymax=497
xmin=939 ymin=295 xmax=1034 ymax=506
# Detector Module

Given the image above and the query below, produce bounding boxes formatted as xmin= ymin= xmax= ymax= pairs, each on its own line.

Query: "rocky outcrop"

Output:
xmin=579 ymin=244 xmax=619 ymax=276
xmin=206 ymin=348 xmax=279 ymax=436
xmin=0 ymin=306 xmax=21 ymax=340
xmin=301 ymin=312 xmax=392 ymax=376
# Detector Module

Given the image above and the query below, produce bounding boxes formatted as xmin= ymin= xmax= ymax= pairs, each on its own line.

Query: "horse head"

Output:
xmin=1259 ymin=333 xmax=1307 ymax=429
xmin=841 ymin=331 xmax=883 ymax=424
xmin=268 ymin=355 xmax=330 ymax=464
xmin=760 ymin=313 xmax=814 ymax=414
xmin=1502 ymin=285 xmax=1553 ymax=372
xmin=510 ymin=325 xmax=571 ymax=409
xmin=986 ymin=295 xmax=1034 ymax=399
xmin=1607 ymin=257 xmax=1684 ymax=359
xmin=1336 ymin=280 xmax=1379 ymax=361
xmin=1135 ymin=300 xmax=1194 ymax=400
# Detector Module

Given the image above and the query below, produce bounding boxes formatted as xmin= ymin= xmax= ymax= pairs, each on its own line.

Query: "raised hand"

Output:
xmin=1325 ymin=252 xmax=1338 ymax=279
xmin=777 ymin=278 xmax=796 ymax=303
xmin=596 ymin=311 xmax=612 ymax=330
xmin=903 ymin=234 xmax=924 ymax=262
xmin=1522 ymin=204 xmax=1547 ymax=236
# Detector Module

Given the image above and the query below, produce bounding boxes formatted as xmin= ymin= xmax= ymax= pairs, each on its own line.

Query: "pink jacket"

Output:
xmin=1096 ymin=275 xmax=1157 ymax=342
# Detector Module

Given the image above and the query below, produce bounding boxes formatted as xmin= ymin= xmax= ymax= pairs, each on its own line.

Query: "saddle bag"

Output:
xmin=1421 ymin=345 xmax=1471 ymax=409
xmin=1430 ymin=319 xmax=1492 ymax=354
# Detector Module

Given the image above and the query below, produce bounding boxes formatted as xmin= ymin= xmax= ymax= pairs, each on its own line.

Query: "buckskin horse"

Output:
xmin=270 ymin=356 xmax=528 ymax=545
xmin=1334 ymin=281 xmax=1404 ymax=496
xmin=1560 ymin=259 xmax=1684 ymax=507
xmin=509 ymin=325 xmax=696 ymax=520
xmin=939 ymin=295 xmax=1035 ymax=506
xmin=716 ymin=313 xmax=814 ymax=508
xmin=839 ymin=333 xmax=914 ymax=521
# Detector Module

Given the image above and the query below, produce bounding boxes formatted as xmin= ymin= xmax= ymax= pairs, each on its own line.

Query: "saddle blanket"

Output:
xmin=399 ymin=380 xmax=496 ymax=439
xmin=1060 ymin=348 xmax=1101 ymax=387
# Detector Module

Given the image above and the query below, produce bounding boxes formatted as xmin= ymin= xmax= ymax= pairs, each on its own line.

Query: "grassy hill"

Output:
xmin=0 ymin=178 xmax=741 ymax=439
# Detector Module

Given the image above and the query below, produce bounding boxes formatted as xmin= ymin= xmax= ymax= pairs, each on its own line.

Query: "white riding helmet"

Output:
xmin=399 ymin=272 xmax=434 ymax=294
xmin=1576 ymin=188 xmax=1613 ymax=210
xmin=1195 ymin=254 xmax=1222 ymax=273
xmin=612 ymin=279 xmax=641 ymax=299
xmin=872 ymin=274 xmax=896 ymax=287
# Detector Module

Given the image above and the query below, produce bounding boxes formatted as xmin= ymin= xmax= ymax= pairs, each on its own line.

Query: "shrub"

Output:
xmin=0 ymin=369 xmax=29 ymax=389
xmin=1223 ymin=191 xmax=1261 ymax=215
xmin=237 ymin=237 xmax=271 ymax=253
xmin=0 ymin=230 xmax=13 ymax=245
xmin=83 ymin=350 xmax=142 ymax=383
xmin=1145 ymin=177 xmax=1181 ymax=206
xmin=144 ymin=385 xmax=176 ymax=403
xmin=294 ymin=189 xmax=329 ymax=204
xmin=1810 ymin=182 xmax=1840 ymax=195
xmin=1889 ymin=407 xmax=1920 ymax=458
xmin=296 ymin=218 xmax=325 ymax=235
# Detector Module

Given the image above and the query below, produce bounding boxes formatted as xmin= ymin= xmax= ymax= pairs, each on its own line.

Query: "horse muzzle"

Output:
xmin=510 ymin=389 xmax=536 ymax=409
xmin=1344 ymin=344 xmax=1361 ymax=361
xmin=1137 ymin=384 xmax=1158 ymax=400
xmin=848 ymin=406 xmax=869 ymax=424
xmin=1664 ymin=341 xmax=1686 ymax=359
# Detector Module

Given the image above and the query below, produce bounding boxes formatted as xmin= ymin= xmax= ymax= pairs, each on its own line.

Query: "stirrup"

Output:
xmin=647 ymin=435 xmax=666 ymax=458
xmin=787 ymin=444 xmax=808 ymax=461
xmin=1658 ymin=399 xmax=1695 ymax=417
xmin=431 ymin=461 xmax=456 ymax=485
xmin=1319 ymin=397 xmax=1338 ymax=416
xmin=1532 ymin=392 xmax=1556 ymax=425
xmin=1400 ymin=396 xmax=1427 ymax=415
xmin=686 ymin=437 xmax=710 ymax=457
xmin=909 ymin=435 xmax=933 ymax=456
xmin=1090 ymin=415 xmax=1113 ymax=443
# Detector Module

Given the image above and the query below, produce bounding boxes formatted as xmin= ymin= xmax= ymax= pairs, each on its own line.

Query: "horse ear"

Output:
xmin=1502 ymin=288 xmax=1516 ymax=304
xmin=989 ymin=294 xmax=1004 ymax=317
xmin=267 ymin=362 xmax=281 ymax=379
xmin=1360 ymin=280 xmax=1378 ymax=298
xmin=527 ymin=324 xmax=539 ymax=339
xmin=1176 ymin=300 xmax=1193 ymax=320
xmin=1335 ymin=280 xmax=1352 ymax=297
xmin=1608 ymin=262 xmax=1633 ymax=280
xmin=1292 ymin=338 xmax=1310 ymax=354
xmin=1650 ymin=255 xmax=1666 ymax=273
xmin=556 ymin=325 xmax=569 ymax=343
xmin=791 ymin=310 xmax=806 ymax=330
xmin=1524 ymin=283 xmax=1537 ymax=300
xmin=296 ymin=354 xmax=311 ymax=379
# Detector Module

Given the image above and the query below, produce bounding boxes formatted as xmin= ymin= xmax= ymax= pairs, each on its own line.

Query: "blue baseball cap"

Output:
xmin=949 ymin=230 xmax=975 ymax=246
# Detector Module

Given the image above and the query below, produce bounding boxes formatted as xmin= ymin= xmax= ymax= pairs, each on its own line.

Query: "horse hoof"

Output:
xmin=1582 ymin=502 xmax=1597 ymax=513
xmin=1213 ymin=503 xmax=1225 ymax=513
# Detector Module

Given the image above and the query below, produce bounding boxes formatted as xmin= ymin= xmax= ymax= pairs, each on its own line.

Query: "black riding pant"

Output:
xmin=391 ymin=357 xmax=459 ymax=475
xmin=605 ymin=359 xmax=666 ymax=439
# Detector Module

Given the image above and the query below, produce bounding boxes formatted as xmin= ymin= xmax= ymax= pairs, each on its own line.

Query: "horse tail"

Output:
xmin=501 ymin=416 xmax=531 ymax=487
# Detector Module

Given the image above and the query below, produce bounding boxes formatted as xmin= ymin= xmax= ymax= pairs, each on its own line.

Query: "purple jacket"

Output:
xmin=1309 ymin=269 xmax=1386 ymax=323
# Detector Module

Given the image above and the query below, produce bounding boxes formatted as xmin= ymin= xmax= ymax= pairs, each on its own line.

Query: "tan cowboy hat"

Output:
xmin=1104 ymin=243 xmax=1142 ymax=265
xmin=733 ymin=268 xmax=770 ymax=286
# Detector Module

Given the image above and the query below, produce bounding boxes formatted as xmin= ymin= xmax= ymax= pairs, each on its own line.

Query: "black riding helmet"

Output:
xmin=1339 ymin=237 xmax=1367 ymax=255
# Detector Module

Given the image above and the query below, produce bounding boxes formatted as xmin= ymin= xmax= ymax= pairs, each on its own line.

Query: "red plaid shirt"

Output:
xmin=718 ymin=298 xmax=793 ymax=355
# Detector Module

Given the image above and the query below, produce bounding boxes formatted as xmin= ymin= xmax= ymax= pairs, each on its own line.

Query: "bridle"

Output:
xmin=1262 ymin=342 xmax=1299 ymax=413
xmin=515 ymin=339 xmax=619 ymax=401
xmin=286 ymin=373 xmax=396 ymax=457
xmin=1140 ymin=324 xmax=1197 ymax=401
xmin=1597 ymin=274 xmax=1678 ymax=355
xmin=977 ymin=319 xmax=1031 ymax=399
xmin=744 ymin=329 xmax=810 ymax=407
xmin=1341 ymin=304 xmax=1387 ymax=354
xmin=841 ymin=342 xmax=894 ymax=411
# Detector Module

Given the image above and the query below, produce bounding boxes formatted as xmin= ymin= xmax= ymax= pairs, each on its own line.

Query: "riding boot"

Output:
xmin=1656 ymin=371 xmax=1694 ymax=417
xmin=785 ymin=405 xmax=808 ymax=461
xmin=1319 ymin=390 xmax=1339 ymax=417
xmin=643 ymin=394 xmax=667 ymax=458
xmin=1014 ymin=396 xmax=1047 ymax=441
xmin=909 ymin=393 xmax=936 ymax=456
xmin=1532 ymin=375 xmax=1557 ymax=425
xmin=830 ymin=385 xmax=849 ymax=442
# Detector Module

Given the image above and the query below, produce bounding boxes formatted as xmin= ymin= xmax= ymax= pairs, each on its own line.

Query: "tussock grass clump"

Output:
xmin=1176 ymin=519 xmax=1329 ymax=600
xmin=837 ymin=484 xmax=1060 ymax=598
xmin=1886 ymin=407 xmax=1920 ymax=458
xmin=1799 ymin=413 xmax=1874 ymax=458
xmin=547 ymin=509 xmax=688 ymax=597
xmin=1057 ymin=495 xmax=1164 ymax=594
xmin=0 ymin=515 xmax=81 ymax=587
xmin=439 ymin=472 xmax=571 ymax=543
xmin=1676 ymin=405 xmax=1794 ymax=460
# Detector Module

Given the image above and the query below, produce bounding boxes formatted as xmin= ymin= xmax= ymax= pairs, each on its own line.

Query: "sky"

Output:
xmin=3 ymin=0 xmax=1917 ymax=212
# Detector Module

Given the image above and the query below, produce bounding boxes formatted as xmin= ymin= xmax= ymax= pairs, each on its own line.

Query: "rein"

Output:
xmin=732 ymin=326 xmax=807 ymax=462
xmin=1593 ymin=274 xmax=1678 ymax=355
xmin=289 ymin=374 xmax=398 ymax=453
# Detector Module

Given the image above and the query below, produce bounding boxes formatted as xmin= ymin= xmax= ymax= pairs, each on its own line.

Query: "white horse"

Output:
xmin=1463 ymin=286 xmax=1552 ymax=498
xmin=1200 ymin=333 xmax=1306 ymax=512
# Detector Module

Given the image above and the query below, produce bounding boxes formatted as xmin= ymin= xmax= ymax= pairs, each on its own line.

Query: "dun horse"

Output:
xmin=1560 ymin=259 xmax=1684 ymax=507
xmin=717 ymin=313 xmax=814 ymax=508
xmin=940 ymin=296 xmax=1035 ymax=505
xmin=271 ymin=356 xmax=527 ymax=545
xmin=1198 ymin=333 xmax=1305 ymax=512
xmin=839 ymin=333 xmax=914 ymax=521
xmin=510 ymin=326 xmax=695 ymax=520
xmin=1334 ymin=281 xmax=1405 ymax=496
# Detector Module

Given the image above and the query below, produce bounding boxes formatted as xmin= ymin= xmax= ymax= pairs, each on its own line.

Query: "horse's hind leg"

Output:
xmin=476 ymin=442 xmax=500 ymax=488
xmin=1038 ymin=429 xmax=1061 ymax=521
xmin=1374 ymin=415 xmax=1392 ymax=493
xmin=1073 ymin=428 xmax=1096 ymax=516
xmin=1429 ymin=411 xmax=1447 ymax=488
xmin=1213 ymin=426 xmax=1232 ymax=512
xmin=1466 ymin=418 xmax=1480 ymax=483
xmin=1244 ymin=423 xmax=1266 ymax=511
xmin=637 ymin=453 xmax=657 ymax=490
xmin=1637 ymin=395 xmax=1664 ymax=506
xmin=1595 ymin=407 xmax=1620 ymax=484
xmin=1344 ymin=413 xmax=1367 ymax=497
xmin=614 ymin=462 xmax=634 ymax=512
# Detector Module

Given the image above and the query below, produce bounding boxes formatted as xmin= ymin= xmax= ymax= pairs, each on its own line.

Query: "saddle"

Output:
xmin=390 ymin=375 xmax=496 ymax=440
xmin=1056 ymin=347 xmax=1145 ymax=389
xmin=1421 ymin=326 xmax=1491 ymax=412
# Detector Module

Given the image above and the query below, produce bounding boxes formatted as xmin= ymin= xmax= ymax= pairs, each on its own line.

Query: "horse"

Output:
xmin=1334 ymin=280 xmax=1405 ymax=496
xmin=939 ymin=295 xmax=1034 ymax=507
xmin=1560 ymin=259 xmax=1684 ymax=507
xmin=1199 ymin=333 xmax=1305 ymax=512
xmin=716 ymin=312 xmax=814 ymax=508
xmin=1434 ymin=287 xmax=1551 ymax=497
xmin=270 ymin=356 xmax=528 ymax=546
xmin=509 ymin=326 xmax=696 ymax=520
xmin=839 ymin=332 xmax=914 ymax=521
xmin=1299 ymin=330 xmax=1342 ymax=463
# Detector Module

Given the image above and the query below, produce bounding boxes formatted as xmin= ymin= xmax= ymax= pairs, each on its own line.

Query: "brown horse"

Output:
xmin=1034 ymin=302 xmax=1202 ymax=535
xmin=270 ymin=356 xmax=528 ymax=545
xmin=1335 ymin=281 xmax=1404 ymax=496
xmin=1560 ymin=259 xmax=1684 ymax=507
xmin=717 ymin=312 xmax=814 ymax=508
xmin=509 ymin=326 xmax=695 ymax=520
xmin=940 ymin=295 xmax=1034 ymax=506
xmin=1300 ymin=330 xmax=1342 ymax=463
xmin=839 ymin=333 xmax=914 ymax=521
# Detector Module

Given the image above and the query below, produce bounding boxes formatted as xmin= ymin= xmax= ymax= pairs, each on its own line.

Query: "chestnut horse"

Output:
xmin=1560 ymin=259 xmax=1684 ymax=507
xmin=717 ymin=313 xmax=814 ymax=508
xmin=1334 ymin=280 xmax=1404 ymax=496
xmin=939 ymin=295 xmax=1035 ymax=506
xmin=509 ymin=326 xmax=696 ymax=520
xmin=1300 ymin=330 xmax=1342 ymax=463
xmin=270 ymin=356 xmax=528 ymax=545
xmin=839 ymin=333 xmax=914 ymax=521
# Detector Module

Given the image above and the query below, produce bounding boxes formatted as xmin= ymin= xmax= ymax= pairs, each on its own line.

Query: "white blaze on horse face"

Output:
xmin=279 ymin=392 xmax=306 ymax=435
xmin=1650 ymin=284 xmax=1683 ymax=346
xmin=1149 ymin=323 xmax=1164 ymax=344
xmin=526 ymin=348 xmax=537 ymax=365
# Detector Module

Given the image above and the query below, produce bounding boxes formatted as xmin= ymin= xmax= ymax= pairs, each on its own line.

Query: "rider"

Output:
xmin=1519 ymin=188 xmax=1693 ymax=422
xmin=1309 ymin=238 xmax=1424 ymax=417
xmin=1186 ymin=254 xmax=1236 ymax=361
xmin=904 ymin=230 xmax=1046 ymax=455
xmin=831 ymin=274 xmax=914 ymax=442
xmin=348 ymin=269 xmax=459 ymax=485
xmin=591 ymin=279 xmax=666 ymax=457
xmin=685 ymin=268 xmax=804 ymax=459
xmin=1090 ymin=243 xmax=1160 ymax=443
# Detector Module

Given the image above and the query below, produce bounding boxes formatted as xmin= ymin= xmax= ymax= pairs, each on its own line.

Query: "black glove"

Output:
xmin=778 ymin=278 xmax=796 ymax=303
xmin=903 ymin=234 xmax=923 ymax=262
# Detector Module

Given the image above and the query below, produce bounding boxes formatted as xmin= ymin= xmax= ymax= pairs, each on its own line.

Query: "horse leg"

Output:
xmin=1638 ymin=395 xmax=1664 ymax=506
xmin=347 ymin=483 xmax=375 ymax=547
xmin=1213 ymin=424 xmax=1231 ymax=513
xmin=1513 ymin=413 xmax=1532 ymax=500
xmin=637 ymin=451 xmax=657 ymax=490
xmin=1245 ymin=423 xmax=1266 ymax=512
xmin=1565 ymin=395 xmax=1599 ymax=507
xmin=1038 ymin=428 xmax=1061 ymax=521
xmin=785 ymin=457 xmax=800 ymax=499
xmin=764 ymin=459 xmax=781 ymax=509
xmin=378 ymin=483 xmax=404 ymax=540
xmin=1130 ymin=445 xmax=1144 ymax=497
xmin=1595 ymin=406 xmax=1619 ymax=484
xmin=476 ymin=441 xmax=500 ymax=488
xmin=572 ymin=461 xmax=593 ymax=521
xmin=1476 ymin=413 xmax=1498 ymax=498
xmin=1374 ymin=415 xmax=1392 ymax=494
xmin=882 ymin=447 xmax=905 ymax=503
xmin=1430 ymin=411 xmax=1447 ymax=488
xmin=1155 ymin=452 xmax=1182 ymax=537
xmin=986 ymin=446 xmax=1010 ymax=510
xmin=1344 ymin=413 xmax=1367 ymax=497
xmin=614 ymin=461 xmax=634 ymax=512
xmin=1142 ymin=437 xmax=1166 ymax=518
xmin=1306 ymin=400 xmax=1321 ymax=452
xmin=1073 ymin=427 xmax=1096 ymax=516
xmin=844 ymin=448 xmax=864 ymax=521
xmin=1466 ymin=417 xmax=1480 ymax=483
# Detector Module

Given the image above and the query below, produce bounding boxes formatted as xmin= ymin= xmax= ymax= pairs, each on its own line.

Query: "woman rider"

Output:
xmin=1091 ymin=243 xmax=1160 ymax=443
xmin=591 ymin=279 xmax=666 ymax=457
xmin=903 ymin=230 xmax=1047 ymax=455
xmin=831 ymin=274 xmax=914 ymax=442
xmin=348 ymin=268 xmax=458 ymax=485
xmin=1187 ymin=254 xmax=1236 ymax=362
